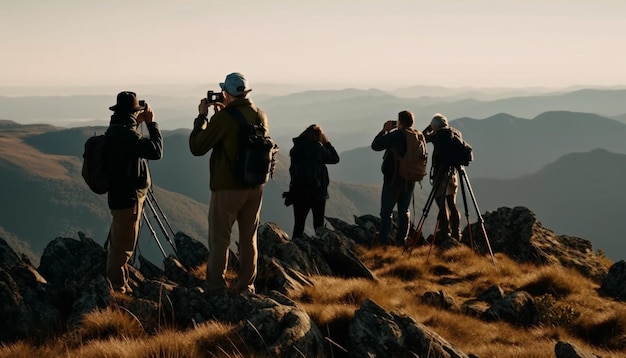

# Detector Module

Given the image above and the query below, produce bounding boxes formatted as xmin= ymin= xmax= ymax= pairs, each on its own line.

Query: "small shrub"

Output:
xmin=535 ymin=294 xmax=580 ymax=328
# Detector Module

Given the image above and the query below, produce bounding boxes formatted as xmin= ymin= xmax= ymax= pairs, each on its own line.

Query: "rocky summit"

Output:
xmin=0 ymin=206 xmax=624 ymax=357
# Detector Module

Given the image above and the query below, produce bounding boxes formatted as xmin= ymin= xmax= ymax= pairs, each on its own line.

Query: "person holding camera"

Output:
xmin=105 ymin=91 xmax=163 ymax=294
xmin=423 ymin=113 xmax=461 ymax=242
xmin=287 ymin=124 xmax=340 ymax=239
xmin=371 ymin=111 xmax=417 ymax=245
xmin=189 ymin=72 xmax=268 ymax=296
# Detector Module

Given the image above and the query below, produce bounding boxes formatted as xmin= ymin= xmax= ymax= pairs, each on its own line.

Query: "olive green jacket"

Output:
xmin=189 ymin=98 xmax=269 ymax=190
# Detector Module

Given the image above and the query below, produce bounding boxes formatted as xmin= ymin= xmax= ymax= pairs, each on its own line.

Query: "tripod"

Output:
xmin=404 ymin=164 xmax=496 ymax=268
xmin=140 ymin=187 xmax=178 ymax=259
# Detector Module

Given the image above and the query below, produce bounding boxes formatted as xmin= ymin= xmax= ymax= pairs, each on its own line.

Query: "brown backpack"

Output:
xmin=395 ymin=128 xmax=428 ymax=182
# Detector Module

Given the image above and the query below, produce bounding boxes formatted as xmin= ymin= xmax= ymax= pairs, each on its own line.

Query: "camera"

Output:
xmin=206 ymin=90 xmax=224 ymax=104
xmin=390 ymin=120 xmax=398 ymax=127
xmin=138 ymin=100 xmax=146 ymax=109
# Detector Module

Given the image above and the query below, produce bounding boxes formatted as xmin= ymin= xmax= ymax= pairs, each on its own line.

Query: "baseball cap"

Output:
xmin=219 ymin=72 xmax=252 ymax=96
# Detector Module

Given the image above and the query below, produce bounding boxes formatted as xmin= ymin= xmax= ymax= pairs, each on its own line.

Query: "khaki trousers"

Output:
xmin=106 ymin=195 xmax=145 ymax=293
xmin=206 ymin=186 xmax=263 ymax=295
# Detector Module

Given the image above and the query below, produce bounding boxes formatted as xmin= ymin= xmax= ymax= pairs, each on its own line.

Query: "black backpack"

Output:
xmin=439 ymin=127 xmax=473 ymax=166
xmin=226 ymin=107 xmax=279 ymax=186
xmin=82 ymin=132 xmax=109 ymax=194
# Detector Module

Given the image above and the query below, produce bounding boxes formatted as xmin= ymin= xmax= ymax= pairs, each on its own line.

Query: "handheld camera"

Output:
xmin=207 ymin=90 xmax=224 ymax=104
xmin=390 ymin=120 xmax=398 ymax=127
xmin=139 ymin=100 xmax=146 ymax=109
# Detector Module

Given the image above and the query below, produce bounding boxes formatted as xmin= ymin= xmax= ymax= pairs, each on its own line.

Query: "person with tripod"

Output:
xmin=105 ymin=91 xmax=163 ymax=294
xmin=423 ymin=113 xmax=462 ymax=242
xmin=371 ymin=110 xmax=422 ymax=245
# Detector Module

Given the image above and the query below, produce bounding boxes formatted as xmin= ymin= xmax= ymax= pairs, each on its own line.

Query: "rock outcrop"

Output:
xmin=464 ymin=206 xmax=608 ymax=282
xmin=0 ymin=206 xmax=618 ymax=356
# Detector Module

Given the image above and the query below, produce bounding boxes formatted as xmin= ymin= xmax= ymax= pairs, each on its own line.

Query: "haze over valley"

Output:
xmin=1 ymin=84 xmax=625 ymax=263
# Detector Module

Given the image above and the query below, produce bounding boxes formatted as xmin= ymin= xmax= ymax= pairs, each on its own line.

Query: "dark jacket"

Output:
xmin=105 ymin=113 xmax=163 ymax=210
xmin=189 ymin=98 xmax=269 ymax=191
xmin=371 ymin=128 xmax=414 ymax=188
xmin=424 ymin=126 xmax=461 ymax=195
xmin=289 ymin=137 xmax=339 ymax=201
xmin=424 ymin=126 xmax=462 ymax=169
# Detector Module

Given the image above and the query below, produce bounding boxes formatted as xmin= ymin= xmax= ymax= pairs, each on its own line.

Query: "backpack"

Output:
xmin=226 ymin=107 xmax=279 ymax=186
xmin=82 ymin=132 xmax=109 ymax=194
xmin=439 ymin=127 xmax=473 ymax=166
xmin=395 ymin=128 xmax=428 ymax=182
xmin=290 ymin=148 xmax=324 ymax=188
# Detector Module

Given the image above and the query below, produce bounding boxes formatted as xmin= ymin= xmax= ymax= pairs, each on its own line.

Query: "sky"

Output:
xmin=1 ymin=0 xmax=626 ymax=92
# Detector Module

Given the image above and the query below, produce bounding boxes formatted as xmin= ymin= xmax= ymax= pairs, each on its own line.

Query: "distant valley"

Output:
xmin=0 ymin=87 xmax=625 ymax=263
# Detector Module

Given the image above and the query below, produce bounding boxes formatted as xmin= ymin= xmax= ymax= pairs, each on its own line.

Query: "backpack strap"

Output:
xmin=223 ymin=106 xmax=261 ymax=128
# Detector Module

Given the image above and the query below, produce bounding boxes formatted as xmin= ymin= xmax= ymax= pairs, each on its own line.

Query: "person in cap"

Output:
xmin=105 ymin=91 xmax=163 ymax=294
xmin=371 ymin=111 xmax=419 ymax=244
xmin=423 ymin=113 xmax=462 ymax=242
xmin=189 ymin=72 xmax=269 ymax=295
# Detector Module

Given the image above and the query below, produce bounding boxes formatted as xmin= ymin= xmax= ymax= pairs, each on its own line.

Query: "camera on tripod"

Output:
xmin=206 ymin=90 xmax=224 ymax=104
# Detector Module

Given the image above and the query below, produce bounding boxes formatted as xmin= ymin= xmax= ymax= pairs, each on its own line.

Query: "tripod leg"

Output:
xmin=404 ymin=164 xmax=447 ymax=256
xmin=427 ymin=166 xmax=453 ymax=262
xmin=142 ymin=211 xmax=167 ymax=258
xmin=145 ymin=194 xmax=178 ymax=255
xmin=457 ymin=167 xmax=475 ymax=250
xmin=148 ymin=188 xmax=176 ymax=237
xmin=458 ymin=167 xmax=497 ymax=268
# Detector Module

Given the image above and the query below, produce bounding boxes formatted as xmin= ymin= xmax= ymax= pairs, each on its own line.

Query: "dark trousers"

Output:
xmin=378 ymin=180 xmax=414 ymax=244
xmin=292 ymin=199 xmax=326 ymax=239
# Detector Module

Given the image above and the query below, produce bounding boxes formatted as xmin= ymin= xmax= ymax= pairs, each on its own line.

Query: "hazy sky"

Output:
xmin=2 ymin=0 xmax=625 ymax=90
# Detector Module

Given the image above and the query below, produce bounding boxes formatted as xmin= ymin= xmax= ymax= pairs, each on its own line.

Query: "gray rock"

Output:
xmin=173 ymin=232 xmax=208 ymax=269
xmin=476 ymin=285 xmax=505 ymax=304
xmin=465 ymin=207 xmax=608 ymax=282
xmin=0 ymin=237 xmax=22 ymax=271
xmin=348 ymin=298 xmax=470 ymax=357
xmin=482 ymin=291 xmax=539 ymax=326
xmin=422 ymin=290 xmax=460 ymax=312
xmin=163 ymin=256 xmax=203 ymax=288
xmin=555 ymin=341 xmax=600 ymax=358
xmin=237 ymin=291 xmax=325 ymax=357
xmin=38 ymin=233 xmax=106 ymax=288
xmin=600 ymin=260 xmax=626 ymax=301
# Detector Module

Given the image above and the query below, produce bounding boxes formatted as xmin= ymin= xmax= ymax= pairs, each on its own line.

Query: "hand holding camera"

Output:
xmin=383 ymin=120 xmax=396 ymax=132
xmin=137 ymin=100 xmax=154 ymax=124
xmin=199 ymin=90 xmax=225 ymax=116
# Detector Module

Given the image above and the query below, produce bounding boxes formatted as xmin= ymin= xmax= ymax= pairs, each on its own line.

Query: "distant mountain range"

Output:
xmin=329 ymin=111 xmax=626 ymax=183
xmin=1 ymin=86 xmax=626 ymax=263
xmin=2 ymin=87 xmax=626 ymax=153
xmin=471 ymin=148 xmax=626 ymax=260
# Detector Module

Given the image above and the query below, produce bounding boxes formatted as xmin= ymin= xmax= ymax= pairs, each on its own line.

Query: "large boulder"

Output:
xmin=255 ymin=223 xmax=376 ymax=293
xmin=0 ymin=238 xmax=62 ymax=343
xmin=465 ymin=207 xmax=608 ymax=282
xmin=600 ymin=260 xmax=626 ymax=301
xmin=348 ymin=299 xmax=470 ymax=357
xmin=481 ymin=291 xmax=539 ymax=326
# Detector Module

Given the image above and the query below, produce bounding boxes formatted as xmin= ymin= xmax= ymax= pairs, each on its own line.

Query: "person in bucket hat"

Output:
xmin=105 ymin=91 xmax=163 ymax=294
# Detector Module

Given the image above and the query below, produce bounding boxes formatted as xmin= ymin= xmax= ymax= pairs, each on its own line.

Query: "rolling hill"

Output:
xmin=0 ymin=121 xmax=383 ymax=263
xmin=328 ymin=111 xmax=626 ymax=184
xmin=471 ymin=148 xmax=626 ymax=261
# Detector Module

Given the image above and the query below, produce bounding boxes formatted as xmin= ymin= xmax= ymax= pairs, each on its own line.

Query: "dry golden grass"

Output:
xmin=1 ymin=243 xmax=625 ymax=357
xmin=289 ymin=244 xmax=626 ymax=357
